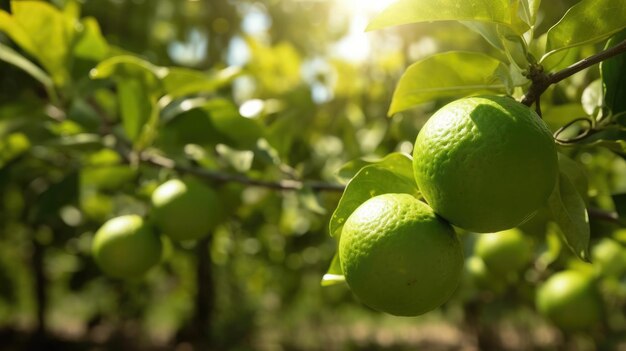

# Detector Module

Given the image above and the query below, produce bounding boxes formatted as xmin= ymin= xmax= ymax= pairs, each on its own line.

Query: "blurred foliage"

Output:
xmin=0 ymin=0 xmax=625 ymax=350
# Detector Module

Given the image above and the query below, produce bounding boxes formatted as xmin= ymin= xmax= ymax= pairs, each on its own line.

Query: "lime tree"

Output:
xmin=339 ymin=193 xmax=463 ymax=316
xmin=413 ymin=95 xmax=558 ymax=233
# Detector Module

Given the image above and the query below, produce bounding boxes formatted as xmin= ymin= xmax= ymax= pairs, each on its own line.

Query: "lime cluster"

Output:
xmin=92 ymin=179 xmax=221 ymax=279
xmin=340 ymin=95 xmax=558 ymax=316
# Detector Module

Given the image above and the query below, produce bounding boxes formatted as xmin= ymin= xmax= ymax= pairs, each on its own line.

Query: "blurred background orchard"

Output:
xmin=1 ymin=0 xmax=626 ymax=350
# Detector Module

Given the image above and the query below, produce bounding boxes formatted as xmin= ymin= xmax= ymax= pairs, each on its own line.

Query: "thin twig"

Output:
xmin=522 ymin=38 xmax=626 ymax=107
xmin=535 ymin=95 xmax=542 ymax=117
xmin=553 ymin=117 xmax=595 ymax=145
xmin=139 ymin=151 xmax=345 ymax=192
xmin=587 ymin=208 xmax=622 ymax=225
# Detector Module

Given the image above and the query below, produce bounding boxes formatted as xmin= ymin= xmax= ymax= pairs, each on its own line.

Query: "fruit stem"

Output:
xmin=522 ymin=38 xmax=626 ymax=107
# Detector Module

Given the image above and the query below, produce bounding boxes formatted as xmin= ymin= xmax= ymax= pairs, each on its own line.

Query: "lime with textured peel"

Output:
xmin=339 ymin=193 xmax=463 ymax=316
xmin=151 ymin=179 xmax=221 ymax=241
xmin=413 ymin=95 xmax=558 ymax=233
xmin=536 ymin=270 xmax=603 ymax=332
xmin=92 ymin=215 xmax=162 ymax=278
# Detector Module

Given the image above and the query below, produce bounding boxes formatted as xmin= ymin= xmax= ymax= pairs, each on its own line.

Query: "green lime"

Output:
xmin=536 ymin=270 xmax=603 ymax=332
xmin=475 ymin=228 xmax=532 ymax=277
xmin=340 ymin=193 xmax=463 ymax=316
xmin=151 ymin=179 xmax=221 ymax=241
xmin=92 ymin=215 xmax=162 ymax=278
xmin=592 ymin=238 xmax=626 ymax=277
xmin=413 ymin=95 xmax=558 ymax=233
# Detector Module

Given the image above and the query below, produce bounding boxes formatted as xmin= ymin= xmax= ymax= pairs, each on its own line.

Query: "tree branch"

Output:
xmin=587 ymin=207 xmax=622 ymax=225
xmin=139 ymin=151 xmax=346 ymax=192
xmin=522 ymin=38 xmax=626 ymax=107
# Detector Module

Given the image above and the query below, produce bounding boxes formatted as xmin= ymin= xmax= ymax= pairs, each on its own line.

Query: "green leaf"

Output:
xmin=367 ymin=0 xmax=520 ymax=32
xmin=557 ymin=153 xmax=588 ymax=203
xmin=517 ymin=0 xmax=541 ymax=28
xmin=90 ymin=55 xmax=167 ymax=82
xmin=601 ymin=29 xmax=626 ymax=117
xmin=10 ymin=0 xmax=75 ymax=86
xmin=461 ymin=22 xmax=530 ymax=70
xmin=117 ymin=79 xmax=159 ymax=145
xmin=462 ymin=22 xmax=505 ymax=51
xmin=0 ymin=42 xmax=57 ymax=101
xmin=581 ymin=127 xmax=626 ymax=154
xmin=162 ymin=66 xmax=241 ymax=100
xmin=544 ymin=0 xmax=626 ymax=57
xmin=329 ymin=153 xmax=418 ymax=238
xmin=0 ymin=10 xmax=39 ymax=58
xmin=0 ymin=133 xmax=30 ymax=169
xmin=336 ymin=154 xmax=411 ymax=182
xmin=581 ymin=79 xmax=604 ymax=117
xmin=548 ymin=172 xmax=590 ymax=262
xmin=73 ymin=17 xmax=109 ymax=61
xmin=499 ymin=26 xmax=531 ymax=70
xmin=321 ymin=254 xmax=345 ymax=287
xmin=91 ymin=56 xmax=163 ymax=147
xmin=389 ymin=52 xmax=506 ymax=115
xmin=200 ymin=99 xmax=264 ymax=149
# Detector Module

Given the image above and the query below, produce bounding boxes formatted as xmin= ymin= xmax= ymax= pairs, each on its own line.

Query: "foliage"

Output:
xmin=0 ymin=0 xmax=626 ymax=350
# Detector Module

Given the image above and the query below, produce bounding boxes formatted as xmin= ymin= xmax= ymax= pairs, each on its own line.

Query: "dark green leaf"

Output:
xmin=201 ymin=99 xmax=264 ymax=149
xmin=581 ymin=127 xmax=626 ymax=154
xmin=548 ymin=172 xmax=590 ymax=262
xmin=601 ymin=29 xmax=626 ymax=117
xmin=389 ymin=52 xmax=506 ymax=115
xmin=32 ymin=171 xmax=80 ymax=223
xmin=0 ymin=42 xmax=56 ymax=101
xmin=557 ymin=153 xmax=588 ymax=203
xmin=544 ymin=0 xmax=626 ymax=56
xmin=329 ymin=153 xmax=418 ymax=238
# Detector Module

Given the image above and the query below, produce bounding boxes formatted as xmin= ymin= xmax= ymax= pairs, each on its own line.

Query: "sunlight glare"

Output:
xmin=329 ymin=0 xmax=396 ymax=62
xmin=335 ymin=0 xmax=396 ymax=14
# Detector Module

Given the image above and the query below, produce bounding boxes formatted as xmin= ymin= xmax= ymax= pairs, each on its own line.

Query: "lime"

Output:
xmin=413 ymin=95 xmax=558 ymax=233
xmin=151 ymin=179 xmax=221 ymax=241
xmin=474 ymin=228 xmax=532 ymax=277
xmin=592 ymin=238 xmax=626 ymax=277
xmin=466 ymin=256 xmax=506 ymax=293
xmin=92 ymin=215 xmax=162 ymax=278
xmin=536 ymin=270 xmax=603 ymax=332
xmin=339 ymin=193 xmax=463 ymax=316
